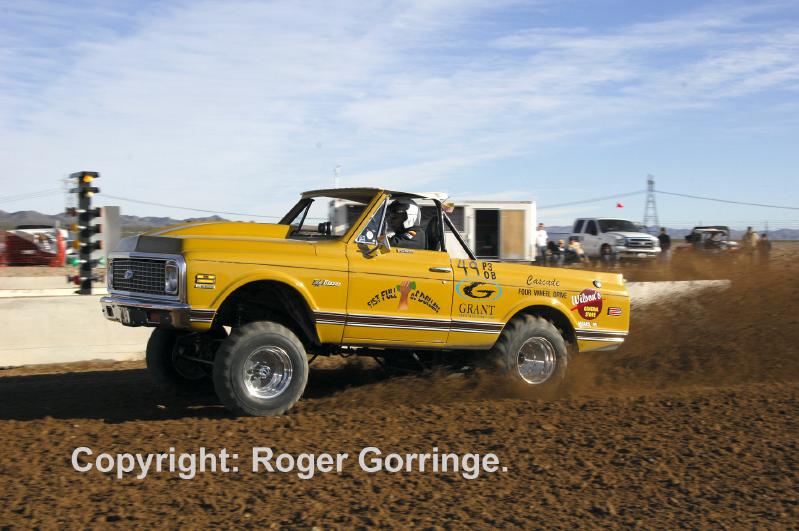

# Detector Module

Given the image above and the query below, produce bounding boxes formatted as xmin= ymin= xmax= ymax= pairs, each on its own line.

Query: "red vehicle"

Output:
xmin=1 ymin=225 xmax=66 ymax=266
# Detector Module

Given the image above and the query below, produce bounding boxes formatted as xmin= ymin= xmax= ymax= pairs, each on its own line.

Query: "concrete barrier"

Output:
xmin=626 ymin=280 xmax=730 ymax=307
xmin=0 ymin=294 xmax=150 ymax=367
xmin=0 ymin=279 xmax=731 ymax=368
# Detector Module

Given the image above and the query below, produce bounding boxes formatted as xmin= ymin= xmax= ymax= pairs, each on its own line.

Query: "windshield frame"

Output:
xmin=280 ymin=191 xmax=385 ymax=242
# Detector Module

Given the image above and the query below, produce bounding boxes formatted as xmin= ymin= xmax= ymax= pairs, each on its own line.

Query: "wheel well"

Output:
xmin=215 ymin=281 xmax=320 ymax=347
xmin=510 ymin=306 xmax=576 ymax=346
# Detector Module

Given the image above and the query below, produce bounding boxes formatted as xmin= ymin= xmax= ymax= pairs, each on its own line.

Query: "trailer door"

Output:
xmin=499 ymin=210 xmax=526 ymax=260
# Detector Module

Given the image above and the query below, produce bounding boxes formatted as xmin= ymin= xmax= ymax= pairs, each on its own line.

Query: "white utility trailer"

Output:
xmin=447 ymin=200 xmax=536 ymax=261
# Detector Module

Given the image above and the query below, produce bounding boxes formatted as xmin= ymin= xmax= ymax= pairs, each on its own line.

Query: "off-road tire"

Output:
xmin=488 ymin=315 xmax=568 ymax=391
xmin=213 ymin=321 xmax=309 ymax=416
xmin=146 ymin=328 xmax=213 ymax=395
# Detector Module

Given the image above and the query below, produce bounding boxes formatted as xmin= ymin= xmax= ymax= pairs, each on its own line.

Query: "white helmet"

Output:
xmin=388 ymin=198 xmax=420 ymax=229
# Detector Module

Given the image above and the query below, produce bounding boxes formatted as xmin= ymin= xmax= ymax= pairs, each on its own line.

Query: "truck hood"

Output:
xmin=605 ymin=231 xmax=658 ymax=240
xmin=113 ymin=222 xmax=299 ymax=256
xmin=144 ymin=221 xmax=291 ymax=240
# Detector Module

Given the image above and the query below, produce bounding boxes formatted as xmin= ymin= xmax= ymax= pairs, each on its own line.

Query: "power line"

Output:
xmin=657 ymin=190 xmax=799 ymax=211
xmin=102 ymin=194 xmax=284 ymax=219
xmin=538 ymin=190 xmax=645 ymax=210
xmin=0 ymin=188 xmax=62 ymax=204
xmin=102 ymin=193 xmax=326 ymax=222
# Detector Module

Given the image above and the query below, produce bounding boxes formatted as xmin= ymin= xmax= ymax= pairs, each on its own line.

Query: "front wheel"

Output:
xmin=489 ymin=315 xmax=568 ymax=392
xmin=600 ymin=244 xmax=616 ymax=263
xmin=213 ymin=321 xmax=309 ymax=416
xmin=146 ymin=329 xmax=217 ymax=395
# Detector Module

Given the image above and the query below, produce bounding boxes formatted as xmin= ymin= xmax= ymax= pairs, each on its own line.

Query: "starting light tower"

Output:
xmin=643 ymin=174 xmax=660 ymax=232
xmin=65 ymin=171 xmax=102 ymax=294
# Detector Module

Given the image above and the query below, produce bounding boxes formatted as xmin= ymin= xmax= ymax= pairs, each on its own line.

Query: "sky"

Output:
xmin=1 ymin=0 xmax=798 ymax=229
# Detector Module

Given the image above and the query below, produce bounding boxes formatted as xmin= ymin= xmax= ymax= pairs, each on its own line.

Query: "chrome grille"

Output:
xmin=626 ymin=238 xmax=654 ymax=249
xmin=111 ymin=258 xmax=167 ymax=296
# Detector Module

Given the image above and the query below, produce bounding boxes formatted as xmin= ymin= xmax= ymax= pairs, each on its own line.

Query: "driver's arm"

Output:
xmin=390 ymin=227 xmax=426 ymax=249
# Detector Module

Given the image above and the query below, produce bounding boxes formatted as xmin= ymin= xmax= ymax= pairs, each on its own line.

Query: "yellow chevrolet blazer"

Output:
xmin=101 ymin=188 xmax=630 ymax=416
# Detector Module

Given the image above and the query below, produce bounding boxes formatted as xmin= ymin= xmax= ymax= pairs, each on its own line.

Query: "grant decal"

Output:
xmin=570 ymin=289 xmax=602 ymax=320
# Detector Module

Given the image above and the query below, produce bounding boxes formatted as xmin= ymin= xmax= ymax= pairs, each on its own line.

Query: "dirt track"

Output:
xmin=1 ymin=257 xmax=798 ymax=528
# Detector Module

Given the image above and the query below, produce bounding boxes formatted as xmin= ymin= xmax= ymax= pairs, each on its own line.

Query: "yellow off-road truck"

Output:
xmin=101 ymin=188 xmax=630 ymax=416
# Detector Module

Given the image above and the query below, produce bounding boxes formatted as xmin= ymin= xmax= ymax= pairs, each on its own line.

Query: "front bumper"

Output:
xmin=100 ymin=294 xmax=215 ymax=328
xmin=616 ymin=248 xmax=660 ymax=259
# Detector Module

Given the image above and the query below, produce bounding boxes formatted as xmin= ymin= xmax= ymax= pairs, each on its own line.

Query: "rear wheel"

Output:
xmin=213 ymin=321 xmax=309 ymax=416
xmin=146 ymin=329 xmax=220 ymax=395
xmin=489 ymin=315 xmax=568 ymax=391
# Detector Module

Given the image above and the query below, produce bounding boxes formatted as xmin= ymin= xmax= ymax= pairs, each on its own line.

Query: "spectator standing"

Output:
xmin=742 ymin=227 xmax=759 ymax=263
xmin=535 ymin=223 xmax=548 ymax=263
xmin=758 ymin=233 xmax=772 ymax=266
xmin=657 ymin=227 xmax=671 ymax=262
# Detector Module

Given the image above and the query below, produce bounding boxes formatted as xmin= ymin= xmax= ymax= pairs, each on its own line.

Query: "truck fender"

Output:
xmin=500 ymin=298 xmax=578 ymax=345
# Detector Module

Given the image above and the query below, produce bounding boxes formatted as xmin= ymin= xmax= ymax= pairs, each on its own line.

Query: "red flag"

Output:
xmin=616 ymin=202 xmax=624 ymax=208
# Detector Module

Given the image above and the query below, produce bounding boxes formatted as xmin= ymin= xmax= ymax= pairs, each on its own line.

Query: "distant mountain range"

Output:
xmin=0 ymin=210 xmax=228 ymax=230
xmin=1 ymin=210 xmax=797 ymax=240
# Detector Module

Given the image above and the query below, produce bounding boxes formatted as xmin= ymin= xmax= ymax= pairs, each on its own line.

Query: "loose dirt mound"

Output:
xmin=0 ymin=259 xmax=797 ymax=528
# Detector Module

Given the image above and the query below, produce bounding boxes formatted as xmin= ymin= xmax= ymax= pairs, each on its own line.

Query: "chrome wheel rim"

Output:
xmin=516 ymin=337 xmax=557 ymax=385
xmin=243 ymin=346 xmax=293 ymax=399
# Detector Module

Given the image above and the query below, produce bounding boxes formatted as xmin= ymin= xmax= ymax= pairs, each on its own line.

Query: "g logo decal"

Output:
xmin=456 ymin=280 xmax=502 ymax=302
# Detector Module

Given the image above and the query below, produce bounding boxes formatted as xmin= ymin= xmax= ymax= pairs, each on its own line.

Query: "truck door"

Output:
xmin=344 ymin=198 xmax=454 ymax=345
xmin=583 ymin=219 xmax=600 ymax=256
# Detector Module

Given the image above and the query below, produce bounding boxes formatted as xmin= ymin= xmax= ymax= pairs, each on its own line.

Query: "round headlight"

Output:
xmin=165 ymin=262 xmax=179 ymax=295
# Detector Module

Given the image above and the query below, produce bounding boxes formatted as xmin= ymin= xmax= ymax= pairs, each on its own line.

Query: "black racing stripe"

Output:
xmin=449 ymin=327 xmax=501 ymax=334
xmin=314 ymin=312 xmax=503 ymax=334
xmin=450 ymin=320 xmax=504 ymax=331
xmin=345 ymin=322 xmax=447 ymax=332
xmin=345 ymin=314 xmax=450 ymax=329
xmin=575 ymin=331 xmax=626 ymax=339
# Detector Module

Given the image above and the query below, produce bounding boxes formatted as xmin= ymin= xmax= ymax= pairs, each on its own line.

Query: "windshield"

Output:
xmin=281 ymin=196 xmax=370 ymax=240
xmin=598 ymin=219 xmax=642 ymax=233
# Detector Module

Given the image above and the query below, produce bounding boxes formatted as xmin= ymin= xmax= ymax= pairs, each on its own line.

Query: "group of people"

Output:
xmin=535 ymin=223 xmax=588 ymax=265
xmin=742 ymin=226 xmax=772 ymax=264
xmin=535 ymin=223 xmax=773 ymax=267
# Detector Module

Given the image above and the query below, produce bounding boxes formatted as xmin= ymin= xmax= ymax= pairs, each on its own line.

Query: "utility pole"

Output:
xmin=333 ymin=165 xmax=342 ymax=188
xmin=643 ymin=174 xmax=660 ymax=233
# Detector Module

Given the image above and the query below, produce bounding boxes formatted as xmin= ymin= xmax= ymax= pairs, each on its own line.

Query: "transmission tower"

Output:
xmin=643 ymin=174 xmax=660 ymax=232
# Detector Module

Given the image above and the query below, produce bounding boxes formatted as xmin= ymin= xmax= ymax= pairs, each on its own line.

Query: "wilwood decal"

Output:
xmin=571 ymin=289 xmax=602 ymax=320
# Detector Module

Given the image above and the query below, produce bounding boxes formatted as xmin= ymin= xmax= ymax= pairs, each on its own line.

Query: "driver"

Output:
xmin=386 ymin=198 xmax=426 ymax=249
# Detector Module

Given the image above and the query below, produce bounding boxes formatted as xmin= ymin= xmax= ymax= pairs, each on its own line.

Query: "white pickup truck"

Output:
xmin=571 ymin=218 xmax=660 ymax=261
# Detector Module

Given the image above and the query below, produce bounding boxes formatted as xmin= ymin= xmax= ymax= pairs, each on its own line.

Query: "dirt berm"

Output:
xmin=1 ymin=259 xmax=797 ymax=528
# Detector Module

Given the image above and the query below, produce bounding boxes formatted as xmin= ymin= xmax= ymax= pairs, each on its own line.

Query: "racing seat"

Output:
xmin=425 ymin=212 xmax=443 ymax=251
